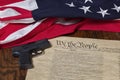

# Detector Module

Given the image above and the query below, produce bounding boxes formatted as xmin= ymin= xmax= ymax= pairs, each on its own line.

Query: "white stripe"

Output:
xmin=0 ymin=8 xmax=21 ymax=18
xmin=5 ymin=0 xmax=38 ymax=10
xmin=56 ymin=18 xmax=81 ymax=25
xmin=0 ymin=18 xmax=35 ymax=30
xmin=0 ymin=19 xmax=46 ymax=44
xmin=4 ymin=18 xmax=35 ymax=23
xmin=0 ymin=21 xmax=9 ymax=29
xmin=114 ymin=19 xmax=120 ymax=20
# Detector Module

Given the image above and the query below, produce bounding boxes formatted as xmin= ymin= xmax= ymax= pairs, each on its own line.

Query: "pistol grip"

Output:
xmin=19 ymin=52 xmax=33 ymax=69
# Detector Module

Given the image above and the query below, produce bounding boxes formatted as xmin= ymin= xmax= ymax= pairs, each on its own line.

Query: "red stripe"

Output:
xmin=0 ymin=0 xmax=23 ymax=6
xmin=78 ymin=19 xmax=120 ymax=32
xmin=0 ymin=23 xmax=31 ymax=40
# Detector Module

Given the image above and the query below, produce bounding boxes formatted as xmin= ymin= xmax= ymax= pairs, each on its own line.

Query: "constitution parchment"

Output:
xmin=26 ymin=36 xmax=120 ymax=80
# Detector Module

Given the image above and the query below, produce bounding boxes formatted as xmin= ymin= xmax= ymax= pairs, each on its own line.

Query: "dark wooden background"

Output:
xmin=0 ymin=30 xmax=120 ymax=80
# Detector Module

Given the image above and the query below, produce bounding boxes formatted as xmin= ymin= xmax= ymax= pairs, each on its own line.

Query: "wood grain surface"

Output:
xmin=0 ymin=30 xmax=120 ymax=80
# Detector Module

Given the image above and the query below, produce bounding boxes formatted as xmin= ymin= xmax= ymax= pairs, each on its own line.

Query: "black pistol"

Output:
xmin=12 ymin=39 xmax=51 ymax=69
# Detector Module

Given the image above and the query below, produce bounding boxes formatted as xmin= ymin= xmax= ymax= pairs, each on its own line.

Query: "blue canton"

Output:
xmin=32 ymin=0 xmax=120 ymax=20
xmin=65 ymin=0 xmax=120 ymax=18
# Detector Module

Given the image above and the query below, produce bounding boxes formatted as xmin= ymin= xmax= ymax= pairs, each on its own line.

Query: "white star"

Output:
xmin=79 ymin=6 xmax=92 ymax=14
xmin=84 ymin=0 xmax=93 ymax=3
xmin=112 ymin=4 xmax=120 ymax=13
xmin=97 ymin=8 xmax=110 ymax=18
xmin=65 ymin=2 xmax=75 ymax=7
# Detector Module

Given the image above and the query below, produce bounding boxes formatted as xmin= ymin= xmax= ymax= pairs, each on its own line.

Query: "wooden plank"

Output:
xmin=0 ymin=48 xmax=27 ymax=80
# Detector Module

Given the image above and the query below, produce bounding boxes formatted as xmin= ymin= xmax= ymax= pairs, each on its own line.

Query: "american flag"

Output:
xmin=1 ymin=0 xmax=120 ymax=48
